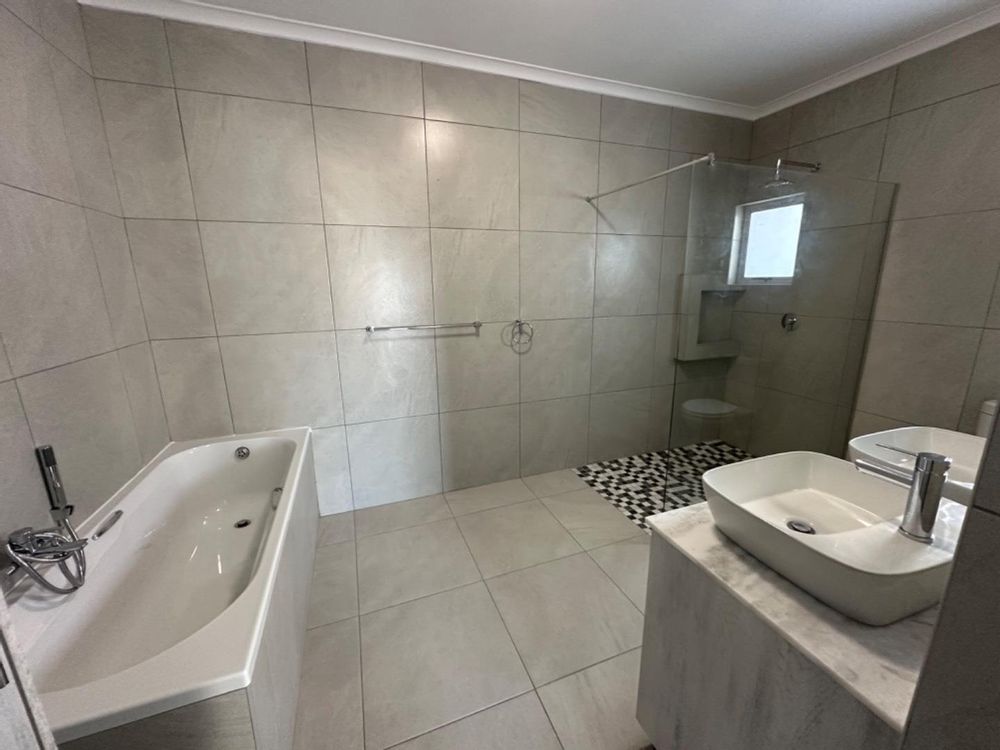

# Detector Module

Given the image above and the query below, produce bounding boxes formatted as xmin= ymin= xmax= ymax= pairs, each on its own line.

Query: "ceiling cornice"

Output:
xmin=82 ymin=0 xmax=1000 ymax=122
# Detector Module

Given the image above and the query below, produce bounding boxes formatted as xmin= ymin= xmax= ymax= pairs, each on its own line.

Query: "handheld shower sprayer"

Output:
xmin=4 ymin=446 xmax=88 ymax=594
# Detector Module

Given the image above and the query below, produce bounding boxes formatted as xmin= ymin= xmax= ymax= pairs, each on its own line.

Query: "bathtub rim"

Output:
xmin=9 ymin=427 xmax=314 ymax=743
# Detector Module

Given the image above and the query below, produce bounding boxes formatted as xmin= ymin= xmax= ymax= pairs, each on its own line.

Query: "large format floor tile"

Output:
xmin=360 ymin=583 xmax=532 ymax=750
xmin=307 ymin=540 xmax=358 ymax=629
xmin=457 ymin=500 xmax=582 ymax=578
xmin=354 ymin=494 xmax=452 ymax=539
xmin=487 ymin=554 xmax=644 ymax=685
xmin=292 ymin=618 xmax=363 ymax=750
xmin=521 ymin=469 xmax=590 ymax=498
xmin=391 ymin=693 xmax=561 ymax=750
xmin=588 ymin=535 xmax=651 ymax=613
xmin=357 ymin=519 xmax=481 ymax=613
xmin=317 ymin=512 xmax=355 ymax=547
xmin=541 ymin=488 xmax=643 ymax=550
xmin=538 ymin=649 xmax=649 ymax=750
xmin=445 ymin=478 xmax=535 ymax=516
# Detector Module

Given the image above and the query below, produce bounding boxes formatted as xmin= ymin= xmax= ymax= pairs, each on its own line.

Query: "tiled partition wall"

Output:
xmin=0 ymin=0 xmax=169 ymax=544
xmin=76 ymin=7 xmax=751 ymax=514
xmin=750 ymin=23 xmax=1000 ymax=441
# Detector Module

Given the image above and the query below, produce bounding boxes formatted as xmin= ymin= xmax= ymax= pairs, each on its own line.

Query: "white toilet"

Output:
xmin=679 ymin=398 xmax=741 ymax=442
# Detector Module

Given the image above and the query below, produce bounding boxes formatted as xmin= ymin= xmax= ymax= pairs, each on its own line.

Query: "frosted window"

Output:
xmin=743 ymin=203 xmax=802 ymax=279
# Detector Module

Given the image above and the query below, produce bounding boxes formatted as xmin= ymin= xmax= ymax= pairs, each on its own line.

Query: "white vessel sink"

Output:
xmin=703 ymin=452 xmax=966 ymax=626
xmin=848 ymin=426 xmax=985 ymax=505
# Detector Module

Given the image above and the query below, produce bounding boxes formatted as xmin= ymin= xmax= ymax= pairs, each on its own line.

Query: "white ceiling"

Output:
xmin=88 ymin=0 xmax=1000 ymax=118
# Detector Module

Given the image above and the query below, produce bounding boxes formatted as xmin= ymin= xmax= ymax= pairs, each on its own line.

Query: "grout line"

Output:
xmin=305 ymin=43 xmax=358 ymax=515
xmin=163 ymin=36 xmax=237 ymax=435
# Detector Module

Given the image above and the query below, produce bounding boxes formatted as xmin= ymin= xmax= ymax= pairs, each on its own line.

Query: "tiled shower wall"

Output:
xmin=69 ymin=7 xmax=750 ymax=514
xmin=0 ymin=0 xmax=169 ymax=542
xmin=750 ymin=23 xmax=1000 ymax=442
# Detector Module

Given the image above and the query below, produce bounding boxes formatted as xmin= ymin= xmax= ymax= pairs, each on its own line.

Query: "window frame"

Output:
xmin=729 ymin=193 xmax=806 ymax=286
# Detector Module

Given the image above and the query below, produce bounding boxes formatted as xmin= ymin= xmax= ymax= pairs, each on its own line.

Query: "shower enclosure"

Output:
xmin=658 ymin=157 xmax=895 ymax=489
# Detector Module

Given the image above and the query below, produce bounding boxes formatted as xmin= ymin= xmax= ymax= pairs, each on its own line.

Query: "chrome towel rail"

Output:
xmin=365 ymin=321 xmax=482 ymax=333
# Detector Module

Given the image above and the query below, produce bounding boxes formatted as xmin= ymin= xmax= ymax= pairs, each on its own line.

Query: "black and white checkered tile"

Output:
xmin=575 ymin=440 xmax=752 ymax=530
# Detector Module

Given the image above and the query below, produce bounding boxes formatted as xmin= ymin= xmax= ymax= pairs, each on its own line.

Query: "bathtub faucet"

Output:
xmin=4 ymin=446 xmax=88 ymax=594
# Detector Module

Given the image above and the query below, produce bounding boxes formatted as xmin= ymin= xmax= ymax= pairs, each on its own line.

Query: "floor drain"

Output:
xmin=786 ymin=518 xmax=816 ymax=535
xmin=234 ymin=519 xmax=252 ymax=529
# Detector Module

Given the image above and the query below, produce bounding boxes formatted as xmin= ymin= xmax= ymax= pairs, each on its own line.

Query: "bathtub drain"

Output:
xmin=234 ymin=519 xmax=252 ymax=529
xmin=786 ymin=518 xmax=816 ymax=535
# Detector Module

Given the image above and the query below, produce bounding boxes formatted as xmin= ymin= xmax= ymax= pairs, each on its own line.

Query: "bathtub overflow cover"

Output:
xmin=786 ymin=518 xmax=816 ymax=535
xmin=234 ymin=519 xmax=252 ymax=529
xmin=235 ymin=446 xmax=250 ymax=459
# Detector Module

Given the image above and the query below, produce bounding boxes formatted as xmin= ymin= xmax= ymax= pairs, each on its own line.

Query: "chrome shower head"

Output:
xmin=764 ymin=158 xmax=794 ymax=189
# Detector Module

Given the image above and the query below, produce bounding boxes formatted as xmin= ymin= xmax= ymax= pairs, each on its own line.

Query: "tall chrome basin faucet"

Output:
xmin=855 ymin=446 xmax=952 ymax=544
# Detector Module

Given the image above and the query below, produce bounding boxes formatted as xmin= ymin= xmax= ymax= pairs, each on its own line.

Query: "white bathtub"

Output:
xmin=8 ymin=428 xmax=318 ymax=745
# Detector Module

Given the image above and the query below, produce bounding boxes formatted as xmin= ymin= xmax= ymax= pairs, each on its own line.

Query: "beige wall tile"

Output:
xmin=748 ymin=388 xmax=836 ymax=456
xmin=600 ymin=96 xmax=671 ymax=148
xmin=874 ymin=212 xmax=1000 ymax=327
xmin=436 ymin=323 xmax=518 ymax=412
xmin=34 ymin=0 xmax=90 ymax=71
xmin=787 ymin=119 xmax=887 ymax=182
xmin=520 ymin=231 xmax=595 ymax=320
xmin=346 ymin=415 xmax=442 ymax=508
xmin=201 ymin=222 xmax=333 ymax=335
xmin=47 ymin=48 xmax=120 ymax=214
xmin=18 ymin=352 xmax=142 ymax=520
xmin=588 ymin=388 xmax=652 ymax=462
xmin=81 ymin=7 xmax=172 ymax=86
xmin=520 ymin=133 xmax=598 ymax=232
xmin=423 ymin=64 xmax=518 ymax=129
xmin=596 ymin=143 xmax=668 ymax=234
xmin=307 ymin=45 xmax=423 ymax=116
xmin=220 ymin=332 xmax=344 ymax=432
xmin=520 ymin=318 xmax=593 ymax=402
xmin=0 ymin=186 xmax=113 ymax=376
xmin=520 ymin=396 xmax=589 ymax=476
xmin=337 ymin=330 xmax=438 ymax=423
xmin=856 ymin=321 xmax=980 ymax=428
xmin=327 ymin=226 xmax=433 ymax=330
xmin=167 ymin=21 xmax=309 ymax=103
xmin=315 ymin=107 xmax=429 ymax=226
xmin=880 ymin=86 xmax=1000 ymax=220
xmin=427 ymin=121 xmax=518 ymax=229
xmin=430 ymin=229 xmax=518 ymax=324
xmin=594 ymin=234 xmax=661 ymax=317
xmin=152 ymin=337 xmax=233 ymax=440
xmin=312 ymin=426 xmax=354 ymax=515
xmin=788 ymin=68 xmax=895 ymax=146
xmin=750 ymin=109 xmax=791 ymax=159
xmin=117 ymin=342 xmax=169 ymax=463
xmin=591 ymin=316 xmax=656 ymax=393
xmin=0 ymin=8 xmax=78 ymax=203
xmin=892 ymin=24 xmax=1000 ymax=115
xmin=441 ymin=405 xmax=519 ymax=490
xmin=85 ymin=210 xmax=146 ymax=348
xmin=98 ymin=80 xmax=195 ymax=219
xmin=520 ymin=81 xmax=600 ymax=139
xmin=127 ymin=219 xmax=216 ymax=339
xmin=758 ymin=316 xmax=852 ymax=404
xmin=179 ymin=91 xmax=322 ymax=223
xmin=670 ymin=109 xmax=751 ymax=158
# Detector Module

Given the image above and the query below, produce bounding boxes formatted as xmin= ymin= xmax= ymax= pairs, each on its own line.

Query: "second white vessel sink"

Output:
xmin=848 ymin=426 xmax=985 ymax=505
xmin=703 ymin=451 xmax=966 ymax=626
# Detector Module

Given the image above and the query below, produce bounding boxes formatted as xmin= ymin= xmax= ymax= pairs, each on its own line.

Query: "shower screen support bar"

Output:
xmin=365 ymin=321 xmax=482 ymax=333
xmin=584 ymin=152 xmax=715 ymax=204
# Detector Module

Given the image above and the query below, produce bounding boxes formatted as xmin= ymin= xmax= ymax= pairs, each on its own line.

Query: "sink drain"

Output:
xmin=786 ymin=518 xmax=816 ymax=535
xmin=234 ymin=519 xmax=252 ymax=529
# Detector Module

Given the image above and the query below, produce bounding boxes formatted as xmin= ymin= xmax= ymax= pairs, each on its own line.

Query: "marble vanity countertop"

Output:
xmin=648 ymin=504 xmax=937 ymax=733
